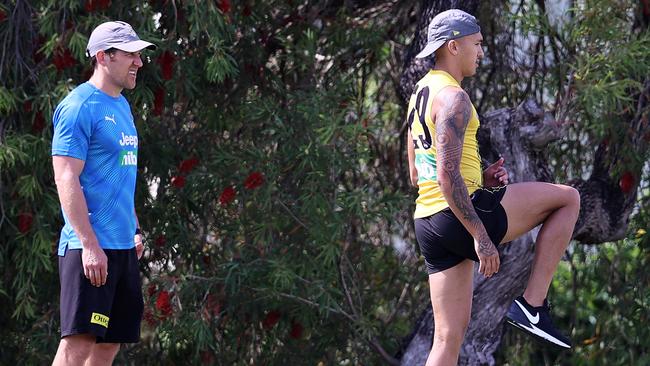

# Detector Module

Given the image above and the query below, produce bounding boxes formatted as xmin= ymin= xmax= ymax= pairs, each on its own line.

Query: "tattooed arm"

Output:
xmin=434 ymin=87 xmax=500 ymax=277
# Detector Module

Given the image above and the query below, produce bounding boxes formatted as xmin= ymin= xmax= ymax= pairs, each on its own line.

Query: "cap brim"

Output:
xmin=113 ymin=40 xmax=157 ymax=53
xmin=415 ymin=39 xmax=445 ymax=59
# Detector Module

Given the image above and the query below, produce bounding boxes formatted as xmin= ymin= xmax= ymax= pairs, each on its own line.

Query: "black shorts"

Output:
xmin=59 ymin=248 xmax=143 ymax=343
xmin=415 ymin=187 xmax=508 ymax=274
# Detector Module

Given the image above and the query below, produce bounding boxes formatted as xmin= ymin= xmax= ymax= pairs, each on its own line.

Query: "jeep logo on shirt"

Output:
xmin=119 ymin=132 xmax=138 ymax=147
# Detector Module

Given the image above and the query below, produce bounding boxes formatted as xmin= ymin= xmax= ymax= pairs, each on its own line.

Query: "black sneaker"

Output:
xmin=505 ymin=296 xmax=572 ymax=349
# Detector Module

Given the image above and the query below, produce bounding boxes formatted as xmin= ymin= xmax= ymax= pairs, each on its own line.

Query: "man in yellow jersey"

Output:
xmin=406 ymin=9 xmax=580 ymax=365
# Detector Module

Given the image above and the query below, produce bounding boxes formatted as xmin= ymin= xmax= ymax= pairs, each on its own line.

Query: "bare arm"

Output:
xmin=53 ymin=156 xmax=108 ymax=286
xmin=407 ymin=129 xmax=419 ymax=187
xmin=435 ymin=88 xmax=499 ymax=277
xmin=134 ymin=210 xmax=144 ymax=259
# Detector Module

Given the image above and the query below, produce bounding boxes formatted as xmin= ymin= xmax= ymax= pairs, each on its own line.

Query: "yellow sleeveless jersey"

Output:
xmin=407 ymin=69 xmax=483 ymax=218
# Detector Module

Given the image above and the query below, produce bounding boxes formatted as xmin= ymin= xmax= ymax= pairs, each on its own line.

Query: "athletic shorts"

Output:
xmin=415 ymin=186 xmax=508 ymax=274
xmin=59 ymin=248 xmax=143 ymax=343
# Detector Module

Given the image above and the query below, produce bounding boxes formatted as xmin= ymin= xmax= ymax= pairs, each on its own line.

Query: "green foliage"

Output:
xmin=556 ymin=0 xmax=650 ymax=179
xmin=0 ymin=1 xmax=418 ymax=364
xmin=476 ymin=0 xmax=650 ymax=181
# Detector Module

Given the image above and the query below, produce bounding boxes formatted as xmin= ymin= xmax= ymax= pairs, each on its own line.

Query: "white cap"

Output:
xmin=86 ymin=21 xmax=156 ymax=58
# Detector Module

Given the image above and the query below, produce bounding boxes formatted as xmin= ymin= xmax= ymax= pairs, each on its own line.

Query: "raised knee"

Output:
xmin=566 ymin=186 xmax=580 ymax=209
xmin=556 ymin=184 xmax=580 ymax=209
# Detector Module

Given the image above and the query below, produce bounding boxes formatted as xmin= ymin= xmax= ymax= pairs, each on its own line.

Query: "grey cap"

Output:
xmin=415 ymin=9 xmax=481 ymax=59
xmin=86 ymin=21 xmax=156 ymax=58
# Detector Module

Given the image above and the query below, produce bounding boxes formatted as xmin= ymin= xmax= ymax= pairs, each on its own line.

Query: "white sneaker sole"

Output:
xmin=506 ymin=318 xmax=572 ymax=349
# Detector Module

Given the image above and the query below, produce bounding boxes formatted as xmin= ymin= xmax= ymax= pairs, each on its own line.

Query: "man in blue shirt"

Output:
xmin=51 ymin=21 xmax=155 ymax=365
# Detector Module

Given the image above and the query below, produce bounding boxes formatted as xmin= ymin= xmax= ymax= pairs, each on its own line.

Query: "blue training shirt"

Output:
xmin=52 ymin=82 xmax=138 ymax=255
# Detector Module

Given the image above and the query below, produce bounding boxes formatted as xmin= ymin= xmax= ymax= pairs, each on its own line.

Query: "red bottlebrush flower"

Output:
xmin=204 ymin=294 xmax=222 ymax=319
xmin=217 ymin=0 xmax=231 ymax=13
xmin=178 ymin=157 xmax=200 ymax=174
xmin=18 ymin=212 xmax=33 ymax=234
xmin=84 ymin=0 xmax=96 ymax=12
xmin=53 ymin=48 xmax=77 ymax=71
xmin=157 ymin=51 xmax=176 ymax=80
xmin=262 ymin=310 xmax=281 ymax=329
xmin=84 ymin=0 xmax=109 ymax=12
xmin=97 ymin=0 xmax=111 ymax=10
xmin=0 ymin=10 xmax=6 ymax=22
xmin=64 ymin=50 xmax=77 ymax=68
xmin=143 ymin=307 xmax=158 ymax=327
xmin=153 ymin=87 xmax=165 ymax=116
xmin=23 ymin=101 xmax=32 ymax=113
xmin=155 ymin=290 xmax=173 ymax=318
xmin=155 ymin=234 xmax=167 ymax=247
xmin=200 ymin=350 xmax=216 ymax=365
xmin=219 ymin=186 xmax=236 ymax=206
xmin=171 ymin=175 xmax=186 ymax=188
xmin=52 ymin=53 xmax=65 ymax=71
xmin=289 ymin=321 xmax=303 ymax=339
xmin=243 ymin=171 xmax=264 ymax=190
xmin=147 ymin=284 xmax=157 ymax=297
xmin=202 ymin=255 xmax=211 ymax=265
xmin=33 ymin=36 xmax=46 ymax=64
xmin=244 ymin=63 xmax=255 ymax=75
xmin=242 ymin=4 xmax=252 ymax=16
xmin=32 ymin=111 xmax=45 ymax=134
xmin=619 ymin=172 xmax=635 ymax=194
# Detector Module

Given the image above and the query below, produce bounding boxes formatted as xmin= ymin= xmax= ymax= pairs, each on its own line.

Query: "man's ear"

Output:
xmin=95 ymin=50 xmax=108 ymax=66
xmin=447 ymin=40 xmax=459 ymax=56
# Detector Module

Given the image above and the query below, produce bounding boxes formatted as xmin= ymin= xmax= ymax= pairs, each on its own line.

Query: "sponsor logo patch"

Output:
xmin=119 ymin=132 xmax=138 ymax=147
xmin=90 ymin=312 xmax=110 ymax=328
xmin=119 ymin=150 xmax=138 ymax=166
xmin=415 ymin=153 xmax=437 ymax=182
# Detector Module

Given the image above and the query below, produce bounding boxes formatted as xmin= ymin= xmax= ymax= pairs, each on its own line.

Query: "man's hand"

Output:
xmin=475 ymin=234 xmax=500 ymax=277
xmin=135 ymin=233 xmax=144 ymax=259
xmin=483 ymin=157 xmax=509 ymax=187
xmin=82 ymin=244 xmax=108 ymax=287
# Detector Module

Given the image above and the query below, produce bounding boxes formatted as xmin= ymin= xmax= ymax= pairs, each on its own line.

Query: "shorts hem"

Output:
xmin=61 ymin=328 xmax=106 ymax=339
xmin=425 ymin=257 xmax=476 ymax=275
xmin=97 ymin=336 xmax=140 ymax=344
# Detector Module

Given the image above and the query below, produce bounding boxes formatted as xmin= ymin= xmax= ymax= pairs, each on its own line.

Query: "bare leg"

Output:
xmin=499 ymin=182 xmax=580 ymax=306
xmin=426 ymin=259 xmax=474 ymax=366
xmin=85 ymin=343 xmax=120 ymax=366
xmin=52 ymin=334 xmax=95 ymax=366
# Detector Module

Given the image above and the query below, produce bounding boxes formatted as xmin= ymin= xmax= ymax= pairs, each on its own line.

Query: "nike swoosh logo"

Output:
xmin=515 ymin=299 xmax=540 ymax=324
